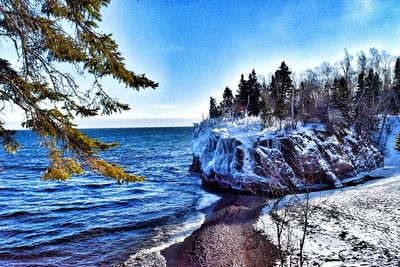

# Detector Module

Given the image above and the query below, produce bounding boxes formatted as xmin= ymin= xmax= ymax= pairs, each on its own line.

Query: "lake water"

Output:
xmin=0 ymin=127 xmax=215 ymax=266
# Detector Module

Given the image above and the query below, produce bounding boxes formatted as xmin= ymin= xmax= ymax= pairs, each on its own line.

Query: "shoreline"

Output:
xmin=161 ymin=192 xmax=279 ymax=267
xmin=157 ymin=170 xmax=388 ymax=267
xmin=121 ymin=169 xmax=396 ymax=267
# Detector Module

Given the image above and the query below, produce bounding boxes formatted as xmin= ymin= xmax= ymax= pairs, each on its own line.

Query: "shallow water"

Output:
xmin=0 ymin=127 xmax=210 ymax=266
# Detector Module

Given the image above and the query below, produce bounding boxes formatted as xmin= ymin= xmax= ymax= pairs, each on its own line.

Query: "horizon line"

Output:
xmin=4 ymin=117 xmax=201 ymax=130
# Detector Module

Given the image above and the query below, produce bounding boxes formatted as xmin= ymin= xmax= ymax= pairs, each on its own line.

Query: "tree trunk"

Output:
xmin=378 ymin=111 xmax=387 ymax=146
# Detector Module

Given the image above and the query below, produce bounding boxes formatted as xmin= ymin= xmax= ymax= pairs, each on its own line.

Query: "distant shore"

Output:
xmin=161 ymin=193 xmax=278 ymax=267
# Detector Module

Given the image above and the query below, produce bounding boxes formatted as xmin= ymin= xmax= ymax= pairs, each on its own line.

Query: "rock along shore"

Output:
xmin=192 ymin=120 xmax=383 ymax=195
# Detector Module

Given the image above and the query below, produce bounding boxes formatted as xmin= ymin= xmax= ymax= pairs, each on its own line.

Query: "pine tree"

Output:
xmin=272 ymin=72 xmax=285 ymax=121
xmin=271 ymin=62 xmax=292 ymax=123
xmin=270 ymin=75 xmax=277 ymax=106
xmin=220 ymin=87 xmax=235 ymax=117
xmin=0 ymin=0 xmax=158 ymax=182
xmin=332 ymin=77 xmax=352 ymax=123
xmin=390 ymin=57 xmax=400 ymax=113
xmin=355 ymin=70 xmax=366 ymax=102
xmin=246 ymin=69 xmax=262 ymax=116
xmin=365 ymin=68 xmax=382 ymax=103
xmin=354 ymin=69 xmax=380 ymax=138
xmin=209 ymin=97 xmax=220 ymax=118
xmin=236 ymin=74 xmax=249 ymax=108
xmin=394 ymin=58 xmax=400 ymax=95
xmin=365 ymin=69 xmax=375 ymax=103
xmin=354 ymin=71 xmax=365 ymax=133
xmin=235 ymin=70 xmax=262 ymax=116
xmin=280 ymin=62 xmax=293 ymax=110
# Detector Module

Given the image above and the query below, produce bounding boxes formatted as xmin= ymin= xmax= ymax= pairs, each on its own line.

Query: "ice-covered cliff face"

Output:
xmin=191 ymin=118 xmax=384 ymax=194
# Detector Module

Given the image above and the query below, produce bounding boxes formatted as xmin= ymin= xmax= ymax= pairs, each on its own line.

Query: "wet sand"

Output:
xmin=161 ymin=193 xmax=279 ymax=267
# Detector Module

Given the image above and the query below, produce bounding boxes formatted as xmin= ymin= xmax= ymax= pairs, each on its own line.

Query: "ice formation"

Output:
xmin=191 ymin=117 xmax=384 ymax=194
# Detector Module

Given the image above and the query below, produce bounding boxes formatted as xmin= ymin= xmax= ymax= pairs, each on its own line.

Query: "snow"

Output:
xmin=256 ymin=173 xmax=400 ymax=266
xmin=381 ymin=116 xmax=400 ymax=166
xmin=192 ymin=117 xmax=345 ymax=189
xmin=193 ymin=117 xmax=264 ymax=179
xmin=254 ymin=117 xmax=400 ymax=266
xmin=208 ymin=117 xmax=263 ymax=145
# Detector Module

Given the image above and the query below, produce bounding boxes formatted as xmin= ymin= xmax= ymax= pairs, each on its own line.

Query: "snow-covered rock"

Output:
xmin=254 ymin=115 xmax=400 ymax=266
xmin=191 ymin=118 xmax=383 ymax=194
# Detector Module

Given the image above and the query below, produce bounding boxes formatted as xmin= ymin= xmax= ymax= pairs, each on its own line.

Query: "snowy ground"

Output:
xmin=255 ymin=115 xmax=400 ymax=267
xmin=256 ymin=167 xmax=400 ymax=266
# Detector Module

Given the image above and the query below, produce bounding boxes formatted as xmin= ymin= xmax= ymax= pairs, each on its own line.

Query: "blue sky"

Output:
xmin=4 ymin=0 xmax=400 ymax=128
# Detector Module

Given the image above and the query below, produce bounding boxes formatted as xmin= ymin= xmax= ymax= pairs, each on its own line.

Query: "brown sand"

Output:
xmin=161 ymin=193 xmax=279 ymax=267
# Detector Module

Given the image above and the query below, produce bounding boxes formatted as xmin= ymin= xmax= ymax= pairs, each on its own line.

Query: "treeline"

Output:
xmin=209 ymin=48 xmax=400 ymax=140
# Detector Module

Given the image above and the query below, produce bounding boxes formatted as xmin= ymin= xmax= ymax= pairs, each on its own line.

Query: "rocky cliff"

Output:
xmin=191 ymin=119 xmax=383 ymax=195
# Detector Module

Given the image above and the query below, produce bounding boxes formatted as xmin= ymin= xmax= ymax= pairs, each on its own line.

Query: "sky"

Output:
xmin=3 ymin=0 xmax=400 ymax=128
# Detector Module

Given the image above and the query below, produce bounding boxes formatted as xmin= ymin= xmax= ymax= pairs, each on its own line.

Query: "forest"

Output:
xmin=209 ymin=48 xmax=400 ymax=145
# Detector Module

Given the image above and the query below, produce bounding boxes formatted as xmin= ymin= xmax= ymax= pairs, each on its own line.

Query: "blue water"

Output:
xmin=0 ymin=127 xmax=208 ymax=266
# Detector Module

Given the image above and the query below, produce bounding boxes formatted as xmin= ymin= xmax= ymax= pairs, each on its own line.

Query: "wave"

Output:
xmin=82 ymin=183 xmax=112 ymax=189
xmin=123 ymin=213 xmax=205 ymax=267
xmin=0 ymin=127 xmax=202 ymax=265
xmin=0 ymin=211 xmax=37 ymax=219
xmin=5 ymin=209 xmax=194 ymax=251
xmin=196 ymin=191 xmax=220 ymax=210
xmin=51 ymin=198 xmax=138 ymax=213
xmin=123 ymin=190 xmax=220 ymax=267
xmin=43 ymin=187 xmax=67 ymax=193
xmin=0 ymin=187 xmax=22 ymax=193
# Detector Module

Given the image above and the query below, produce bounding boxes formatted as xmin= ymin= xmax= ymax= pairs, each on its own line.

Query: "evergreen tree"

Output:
xmin=332 ymin=77 xmax=352 ymax=123
xmin=365 ymin=68 xmax=381 ymax=103
xmin=354 ymin=71 xmax=365 ymax=133
xmin=0 ymin=0 xmax=158 ymax=182
xmin=270 ymin=75 xmax=278 ymax=106
xmin=271 ymin=62 xmax=292 ymax=122
xmin=209 ymin=97 xmax=220 ymax=118
xmin=272 ymin=71 xmax=285 ymax=120
xmin=236 ymin=74 xmax=249 ymax=108
xmin=204 ymin=48 xmax=395 ymax=140
xmin=354 ymin=69 xmax=380 ymax=138
xmin=355 ymin=70 xmax=366 ymax=102
xmin=235 ymin=70 xmax=262 ymax=116
xmin=220 ymin=87 xmax=235 ymax=117
xmin=390 ymin=57 xmax=400 ymax=113
xmin=246 ymin=69 xmax=262 ymax=116
xmin=394 ymin=58 xmax=400 ymax=95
